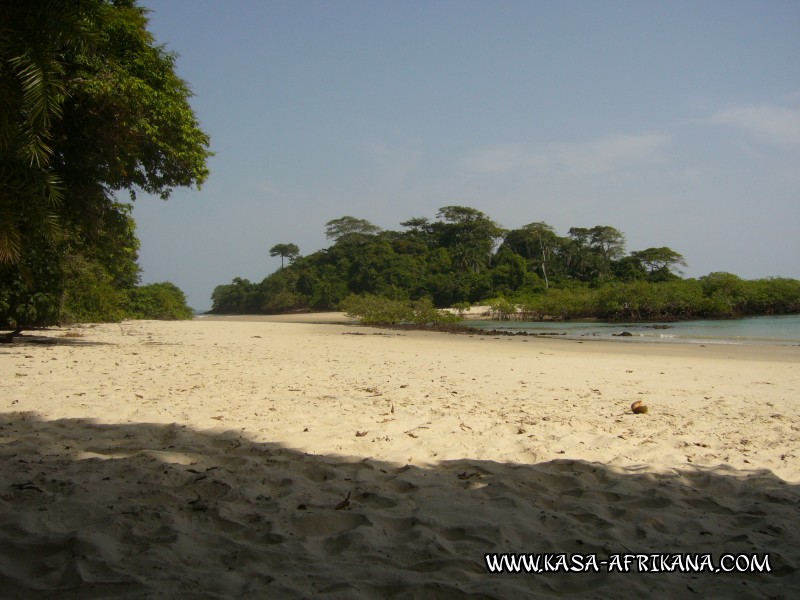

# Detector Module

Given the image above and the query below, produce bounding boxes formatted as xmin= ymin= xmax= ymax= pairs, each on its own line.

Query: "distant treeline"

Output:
xmin=211 ymin=207 xmax=800 ymax=321
xmin=485 ymin=276 xmax=800 ymax=321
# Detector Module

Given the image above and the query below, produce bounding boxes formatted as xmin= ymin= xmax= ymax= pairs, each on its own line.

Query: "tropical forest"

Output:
xmin=1 ymin=1 xmax=211 ymax=334
xmin=211 ymin=206 xmax=800 ymax=323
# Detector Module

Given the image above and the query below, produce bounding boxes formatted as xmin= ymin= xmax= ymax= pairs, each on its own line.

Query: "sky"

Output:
xmin=133 ymin=0 xmax=800 ymax=311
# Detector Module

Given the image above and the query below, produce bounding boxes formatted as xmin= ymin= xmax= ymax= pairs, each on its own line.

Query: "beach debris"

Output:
xmin=11 ymin=482 xmax=43 ymax=493
xmin=355 ymin=430 xmax=368 ymax=437
xmin=188 ymin=496 xmax=209 ymax=511
xmin=210 ymin=415 xmax=224 ymax=420
xmin=406 ymin=432 xmax=419 ymax=438
xmin=457 ymin=471 xmax=479 ymax=480
xmin=334 ymin=492 xmax=351 ymax=510
xmin=630 ymin=400 xmax=649 ymax=414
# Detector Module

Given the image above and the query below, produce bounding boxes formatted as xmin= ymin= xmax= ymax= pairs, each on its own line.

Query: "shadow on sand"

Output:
xmin=1 ymin=413 xmax=797 ymax=599
xmin=0 ymin=331 xmax=112 ymax=347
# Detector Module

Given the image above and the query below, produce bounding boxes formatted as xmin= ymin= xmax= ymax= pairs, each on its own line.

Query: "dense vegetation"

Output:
xmin=1 ymin=1 xmax=210 ymax=331
xmin=212 ymin=208 xmax=800 ymax=322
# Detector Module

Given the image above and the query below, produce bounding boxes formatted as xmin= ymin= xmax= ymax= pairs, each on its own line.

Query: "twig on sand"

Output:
xmin=334 ymin=492 xmax=351 ymax=510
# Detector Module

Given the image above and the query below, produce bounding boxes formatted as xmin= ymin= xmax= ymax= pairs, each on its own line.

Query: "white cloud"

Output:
xmin=360 ymin=133 xmax=422 ymax=188
xmin=255 ymin=179 xmax=279 ymax=194
xmin=551 ymin=133 xmax=670 ymax=178
xmin=460 ymin=143 xmax=548 ymax=174
xmin=461 ymin=133 xmax=670 ymax=179
xmin=709 ymin=104 xmax=800 ymax=147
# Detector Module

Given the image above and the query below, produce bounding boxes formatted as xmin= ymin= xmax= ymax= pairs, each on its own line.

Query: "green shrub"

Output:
xmin=340 ymin=294 xmax=413 ymax=325
xmin=408 ymin=298 xmax=462 ymax=326
xmin=0 ymin=241 xmax=65 ymax=330
xmin=487 ymin=297 xmax=518 ymax=320
xmin=125 ymin=282 xmax=194 ymax=320
xmin=341 ymin=294 xmax=461 ymax=326
xmin=519 ymin=287 xmax=599 ymax=320
xmin=451 ymin=301 xmax=471 ymax=316
xmin=61 ymin=253 xmax=126 ymax=323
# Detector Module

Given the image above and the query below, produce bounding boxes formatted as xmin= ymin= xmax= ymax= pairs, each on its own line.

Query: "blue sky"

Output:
xmin=134 ymin=0 xmax=800 ymax=311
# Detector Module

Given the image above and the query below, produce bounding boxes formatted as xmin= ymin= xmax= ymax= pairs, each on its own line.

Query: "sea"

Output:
xmin=466 ymin=314 xmax=800 ymax=346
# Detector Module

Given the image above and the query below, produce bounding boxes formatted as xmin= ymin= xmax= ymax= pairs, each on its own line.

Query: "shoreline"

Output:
xmin=2 ymin=318 xmax=799 ymax=596
xmin=197 ymin=311 xmax=800 ymax=356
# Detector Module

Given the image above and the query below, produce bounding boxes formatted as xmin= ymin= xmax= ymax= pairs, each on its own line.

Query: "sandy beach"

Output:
xmin=1 ymin=315 xmax=798 ymax=598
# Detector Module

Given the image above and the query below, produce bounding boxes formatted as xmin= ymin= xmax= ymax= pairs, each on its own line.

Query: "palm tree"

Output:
xmin=0 ymin=1 xmax=86 ymax=263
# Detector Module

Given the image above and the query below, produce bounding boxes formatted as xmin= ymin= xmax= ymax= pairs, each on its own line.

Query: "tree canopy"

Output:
xmin=269 ymin=243 xmax=300 ymax=269
xmin=1 ymin=0 xmax=210 ymax=329
xmin=212 ymin=206 xmax=797 ymax=321
xmin=324 ymin=216 xmax=381 ymax=241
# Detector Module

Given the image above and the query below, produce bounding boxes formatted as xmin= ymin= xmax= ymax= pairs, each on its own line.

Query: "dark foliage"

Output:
xmin=1 ymin=1 xmax=210 ymax=330
xmin=212 ymin=207 xmax=800 ymax=321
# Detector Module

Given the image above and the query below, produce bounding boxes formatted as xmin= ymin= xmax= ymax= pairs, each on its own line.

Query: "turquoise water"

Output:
xmin=467 ymin=314 xmax=800 ymax=345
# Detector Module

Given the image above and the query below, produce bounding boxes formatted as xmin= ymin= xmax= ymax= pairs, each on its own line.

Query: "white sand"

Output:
xmin=1 ymin=316 xmax=798 ymax=598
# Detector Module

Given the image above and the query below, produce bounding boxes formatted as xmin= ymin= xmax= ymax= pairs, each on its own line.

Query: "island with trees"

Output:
xmin=211 ymin=206 xmax=800 ymax=324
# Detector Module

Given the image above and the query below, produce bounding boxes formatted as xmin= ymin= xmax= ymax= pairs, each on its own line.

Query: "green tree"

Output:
xmin=561 ymin=225 xmax=625 ymax=281
xmin=0 ymin=0 xmax=75 ymax=263
xmin=1 ymin=0 xmax=211 ymax=330
xmin=589 ymin=225 xmax=626 ymax=277
xmin=325 ymin=216 xmax=381 ymax=241
xmin=126 ymin=282 xmax=193 ymax=320
xmin=399 ymin=216 xmax=436 ymax=249
xmin=502 ymin=222 xmax=560 ymax=288
xmin=210 ymin=277 xmax=257 ymax=314
xmin=269 ymin=243 xmax=300 ymax=269
xmin=399 ymin=216 xmax=431 ymax=234
xmin=699 ymin=272 xmax=746 ymax=316
xmin=630 ymin=247 xmax=687 ymax=281
xmin=611 ymin=255 xmax=647 ymax=282
xmin=563 ymin=227 xmax=598 ymax=281
xmin=433 ymin=206 xmax=504 ymax=273
xmin=490 ymin=246 xmax=531 ymax=294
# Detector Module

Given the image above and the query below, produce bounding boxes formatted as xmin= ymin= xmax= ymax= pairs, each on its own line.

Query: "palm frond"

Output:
xmin=0 ymin=207 xmax=22 ymax=264
xmin=8 ymin=54 xmax=65 ymax=167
